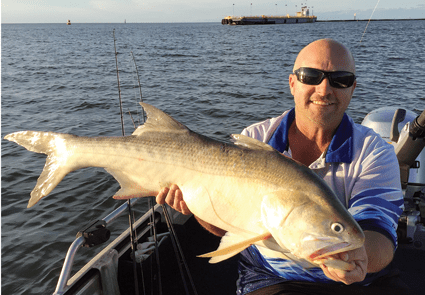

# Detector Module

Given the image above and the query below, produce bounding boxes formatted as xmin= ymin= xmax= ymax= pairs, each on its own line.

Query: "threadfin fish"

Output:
xmin=4 ymin=102 xmax=364 ymax=269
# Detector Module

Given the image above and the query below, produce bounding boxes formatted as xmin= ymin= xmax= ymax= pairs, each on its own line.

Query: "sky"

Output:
xmin=1 ymin=0 xmax=425 ymax=24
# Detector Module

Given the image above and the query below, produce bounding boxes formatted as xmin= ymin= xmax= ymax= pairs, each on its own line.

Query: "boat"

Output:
xmin=50 ymin=107 xmax=425 ymax=295
xmin=67 ymin=20 xmax=71 ymax=25
xmin=222 ymin=6 xmax=317 ymax=25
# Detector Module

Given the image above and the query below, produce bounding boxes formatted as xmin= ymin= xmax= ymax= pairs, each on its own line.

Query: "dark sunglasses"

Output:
xmin=293 ymin=67 xmax=356 ymax=89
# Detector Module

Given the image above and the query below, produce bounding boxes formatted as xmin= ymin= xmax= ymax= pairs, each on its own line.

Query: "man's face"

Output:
xmin=289 ymin=41 xmax=356 ymax=130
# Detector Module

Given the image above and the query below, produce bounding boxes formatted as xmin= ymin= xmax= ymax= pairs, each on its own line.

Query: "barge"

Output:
xmin=222 ymin=6 xmax=316 ymax=25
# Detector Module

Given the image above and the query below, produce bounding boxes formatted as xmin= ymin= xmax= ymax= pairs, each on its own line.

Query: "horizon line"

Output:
xmin=3 ymin=18 xmax=425 ymax=25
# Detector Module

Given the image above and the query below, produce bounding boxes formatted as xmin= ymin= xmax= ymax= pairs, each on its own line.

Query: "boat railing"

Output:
xmin=53 ymin=198 xmax=140 ymax=295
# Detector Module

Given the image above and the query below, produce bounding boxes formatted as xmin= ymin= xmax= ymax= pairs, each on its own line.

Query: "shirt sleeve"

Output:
xmin=347 ymin=135 xmax=404 ymax=249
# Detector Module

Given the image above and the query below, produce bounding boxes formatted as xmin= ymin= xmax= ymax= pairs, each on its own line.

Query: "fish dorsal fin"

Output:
xmin=231 ymin=134 xmax=275 ymax=152
xmin=132 ymin=102 xmax=189 ymax=136
xmin=197 ymin=232 xmax=271 ymax=264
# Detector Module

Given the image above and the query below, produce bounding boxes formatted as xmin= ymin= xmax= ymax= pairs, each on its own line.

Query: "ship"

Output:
xmin=67 ymin=19 xmax=71 ymax=25
xmin=222 ymin=6 xmax=316 ymax=25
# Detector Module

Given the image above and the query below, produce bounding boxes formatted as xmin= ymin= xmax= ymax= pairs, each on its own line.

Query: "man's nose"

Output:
xmin=315 ymin=77 xmax=333 ymax=96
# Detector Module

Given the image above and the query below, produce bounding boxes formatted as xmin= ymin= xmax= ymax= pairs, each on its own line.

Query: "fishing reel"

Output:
xmin=362 ymin=107 xmax=425 ymax=250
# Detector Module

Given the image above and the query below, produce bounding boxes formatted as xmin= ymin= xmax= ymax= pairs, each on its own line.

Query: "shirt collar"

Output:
xmin=267 ymin=108 xmax=295 ymax=153
xmin=267 ymin=109 xmax=354 ymax=163
xmin=325 ymin=113 xmax=353 ymax=163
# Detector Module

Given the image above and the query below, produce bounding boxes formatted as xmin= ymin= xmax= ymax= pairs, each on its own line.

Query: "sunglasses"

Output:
xmin=293 ymin=67 xmax=356 ymax=89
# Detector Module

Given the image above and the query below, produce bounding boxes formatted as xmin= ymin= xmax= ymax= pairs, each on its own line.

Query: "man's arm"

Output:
xmin=322 ymin=133 xmax=403 ymax=285
xmin=156 ymin=184 xmax=227 ymax=237
xmin=364 ymin=230 xmax=394 ymax=273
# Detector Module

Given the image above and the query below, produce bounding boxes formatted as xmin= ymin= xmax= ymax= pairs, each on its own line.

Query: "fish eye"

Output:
xmin=331 ymin=223 xmax=344 ymax=234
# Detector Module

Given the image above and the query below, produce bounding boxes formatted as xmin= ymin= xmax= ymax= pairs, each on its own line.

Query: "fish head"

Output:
xmin=261 ymin=190 xmax=364 ymax=264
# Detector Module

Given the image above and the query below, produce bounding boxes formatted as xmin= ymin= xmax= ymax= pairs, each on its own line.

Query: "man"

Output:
xmin=157 ymin=39 xmax=407 ymax=294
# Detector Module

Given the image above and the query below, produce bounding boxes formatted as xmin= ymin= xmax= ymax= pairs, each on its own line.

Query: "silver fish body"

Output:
xmin=4 ymin=102 xmax=364 ymax=267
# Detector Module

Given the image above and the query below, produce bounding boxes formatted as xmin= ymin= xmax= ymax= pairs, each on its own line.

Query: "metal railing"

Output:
xmin=53 ymin=198 xmax=139 ymax=295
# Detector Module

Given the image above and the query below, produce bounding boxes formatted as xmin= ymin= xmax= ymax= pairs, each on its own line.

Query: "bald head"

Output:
xmin=293 ymin=39 xmax=355 ymax=74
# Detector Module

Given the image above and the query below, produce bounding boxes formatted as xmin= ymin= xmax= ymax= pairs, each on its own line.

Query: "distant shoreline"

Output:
xmin=1 ymin=19 xmax=425 ymax=25
xmin=317 ymin=18 xmax=425 ymax=22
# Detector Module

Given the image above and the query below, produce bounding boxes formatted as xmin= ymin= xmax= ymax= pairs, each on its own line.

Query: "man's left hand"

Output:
xmin=319 ymin=245 xmax=368 ymax=285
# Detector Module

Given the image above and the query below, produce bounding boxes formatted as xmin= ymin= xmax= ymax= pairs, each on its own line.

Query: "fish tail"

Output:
xmin=4 ymin=131 xmax=77 ymax=208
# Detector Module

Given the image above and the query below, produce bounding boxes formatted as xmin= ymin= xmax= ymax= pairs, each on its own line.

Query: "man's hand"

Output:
xmin=156 ymin=184 xmax=226 ymax=237
xmin=156 ymin=184 xmax=192 ymax=215
xmin=319 ymin=230 xmax=394 ymax=285
xmin=320 ymin=245 xmax=368 ymax=285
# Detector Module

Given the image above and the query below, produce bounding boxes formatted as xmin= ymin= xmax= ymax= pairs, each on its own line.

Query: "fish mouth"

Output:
xmin=308 ymin=242 xmax=351 ymax=261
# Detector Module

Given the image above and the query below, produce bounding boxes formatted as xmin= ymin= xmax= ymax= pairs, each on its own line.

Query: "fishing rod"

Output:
xmin=161 ymin=204 xmax=198 ymax=295
xmin=358 ymin=0 xmax=381 ymax=45
xmin=116 ymin=32 xmax=198 ymax=295
xmin=130 ymin=51 xmax=146 ymax=124
xmin=129 ymin=51 xmax=163 ymax=295
xmin=113 ymin=29 xmax=126 ymax=136
xmin=128 ymin=49 xmax=158 ymax=295
xmin=128 ymin=43 xmax=198 ymax=295
xmin=117 ymin=34 xmax=165 ymax=295
xmin=113 ymin=28 xmax=140 ymax=295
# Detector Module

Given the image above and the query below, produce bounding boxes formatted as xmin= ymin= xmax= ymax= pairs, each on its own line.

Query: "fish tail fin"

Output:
xmin=4 ymin=131 xmax=77 ymax=208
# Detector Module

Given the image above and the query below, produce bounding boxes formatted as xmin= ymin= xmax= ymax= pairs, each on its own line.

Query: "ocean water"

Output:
xmin=1 ymin=21 xmax=424 ymax=294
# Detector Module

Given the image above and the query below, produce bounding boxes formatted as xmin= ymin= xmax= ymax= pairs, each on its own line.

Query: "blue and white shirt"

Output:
xmin=236 ymin=109 xmax=404 ymax=294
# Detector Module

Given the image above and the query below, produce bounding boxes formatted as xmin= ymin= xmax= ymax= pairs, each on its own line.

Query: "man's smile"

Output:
xmin=310 ymin=100 xmax=335 ymax=106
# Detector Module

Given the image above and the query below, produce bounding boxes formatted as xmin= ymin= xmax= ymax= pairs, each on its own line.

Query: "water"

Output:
xmin=1 ymin=21 xmax=424 ymax=294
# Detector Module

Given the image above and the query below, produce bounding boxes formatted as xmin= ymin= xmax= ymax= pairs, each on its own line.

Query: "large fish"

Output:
xmin=4 ymin=102 xmax=364 ymax=269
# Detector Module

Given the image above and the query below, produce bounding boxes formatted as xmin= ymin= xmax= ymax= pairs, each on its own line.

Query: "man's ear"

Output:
xmin=289 ymin=74 xmax=296 ymax=96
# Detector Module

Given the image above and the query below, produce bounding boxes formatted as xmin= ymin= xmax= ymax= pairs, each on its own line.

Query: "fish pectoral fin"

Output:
xmin=197 ymin=232 xmax=272 ymax=264
xmin=260 ymin=235 xmax=290 ymax=253
xmin=230 ymin=134 xmax=276 ymax=151
xmin=132 ymin=103 xmax=189 ymax=136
